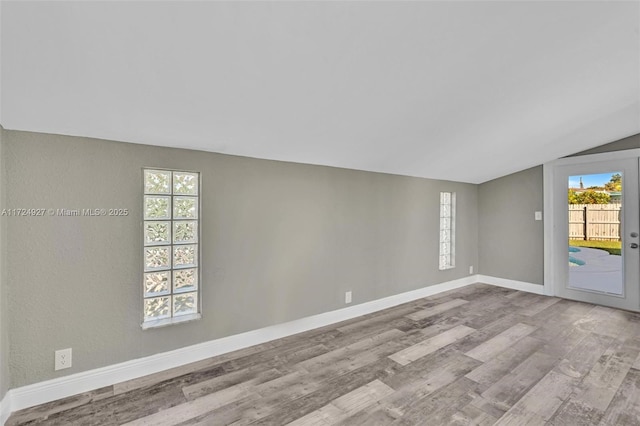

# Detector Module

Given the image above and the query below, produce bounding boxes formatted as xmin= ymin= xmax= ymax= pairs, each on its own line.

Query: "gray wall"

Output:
xmin=570 ymin=133 xmax=640 ymax=156
xmin=478 ymin=166 xmax=544 ymax=285
xmin=0 ymin=127 xmax=7 ymax=400
xmin=477 ymin=133 xmax=640 ymax=285
xmin=4 ymin=129 xmax=478 ymax=388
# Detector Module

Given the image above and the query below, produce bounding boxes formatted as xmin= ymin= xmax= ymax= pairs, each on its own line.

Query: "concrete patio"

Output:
xmin=569 ymin=246 xmax=623 ymax=295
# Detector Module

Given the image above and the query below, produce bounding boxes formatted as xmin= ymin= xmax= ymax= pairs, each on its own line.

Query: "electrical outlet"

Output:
xmin=345 ymin=291 xmax=352 ymax=304
xmin=469 ymin=266 xmax=474 ymax=274
xmin=55 ymin=348 xmax=72 ymax=371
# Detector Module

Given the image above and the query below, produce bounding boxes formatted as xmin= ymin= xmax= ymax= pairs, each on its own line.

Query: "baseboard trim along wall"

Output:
xmin=0 ymin=394 xmax=10 ymax=426
xmin=476 ymin=275 xmax=545 ymax=295
xmin=2 ymin=275 xmax=544 ymax=422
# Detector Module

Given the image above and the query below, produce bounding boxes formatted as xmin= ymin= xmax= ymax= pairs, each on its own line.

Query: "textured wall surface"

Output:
xmin=478 ymin=166 xmax=544 ymax=285
xmin=0 ymin=127 xmax=8 ymax=399
xmin=4 ymin=129 xmax=478 ymax=387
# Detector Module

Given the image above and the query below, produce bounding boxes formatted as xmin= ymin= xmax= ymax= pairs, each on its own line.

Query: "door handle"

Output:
xmin=631 ymin=243 xmax=639 ymax=249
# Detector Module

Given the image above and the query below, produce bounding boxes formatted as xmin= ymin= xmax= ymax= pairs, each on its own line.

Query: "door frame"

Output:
xmin=543 ymin=148 xmax=640 ymax=301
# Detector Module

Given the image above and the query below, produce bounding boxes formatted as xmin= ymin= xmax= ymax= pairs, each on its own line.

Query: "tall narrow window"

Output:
xmin=439 ymin=192 xmax=455 ymax=270
xmin=143 ymin=169 xmax=200 ymax=327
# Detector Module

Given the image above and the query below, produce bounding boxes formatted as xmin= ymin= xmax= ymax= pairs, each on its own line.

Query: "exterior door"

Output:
xmin=553 ymin=157 xmax=639 ymax=312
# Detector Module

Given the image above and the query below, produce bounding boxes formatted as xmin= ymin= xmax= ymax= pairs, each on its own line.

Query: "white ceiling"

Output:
xmin=1 ymin=1 xmax=639 ymax=184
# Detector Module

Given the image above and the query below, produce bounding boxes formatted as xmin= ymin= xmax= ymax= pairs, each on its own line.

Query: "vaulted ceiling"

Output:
xmin=1 ymin=1 xmax=638 ymax=183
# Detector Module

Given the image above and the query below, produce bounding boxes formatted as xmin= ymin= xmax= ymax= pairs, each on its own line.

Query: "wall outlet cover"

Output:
xmin=55 ymin=348 xmax=72 ymax=371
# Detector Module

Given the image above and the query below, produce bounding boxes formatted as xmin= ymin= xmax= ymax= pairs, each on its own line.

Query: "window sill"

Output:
xmin=141 ymin=313 xmax=201 ymax=330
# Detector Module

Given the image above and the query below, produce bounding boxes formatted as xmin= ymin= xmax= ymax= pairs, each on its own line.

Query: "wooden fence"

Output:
xmin=568 ymin=204 xmax=621 ymax=241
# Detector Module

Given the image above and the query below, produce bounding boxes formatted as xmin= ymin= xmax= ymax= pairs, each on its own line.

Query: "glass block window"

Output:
xmin=439 ymin=192 xmax=456 ymax=270
xmin=143 ymin=169 xmax=200 ymax=326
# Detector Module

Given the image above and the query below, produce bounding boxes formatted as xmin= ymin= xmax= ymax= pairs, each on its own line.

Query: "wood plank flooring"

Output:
xmin=8 ymin=284 xmax=640 ymax=425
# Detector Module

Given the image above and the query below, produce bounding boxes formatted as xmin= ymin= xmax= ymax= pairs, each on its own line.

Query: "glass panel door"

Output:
xmin=554 ymin=157 xmax=639 ymax=312
xmin=567 ymin=172 xmax=622 ymax=295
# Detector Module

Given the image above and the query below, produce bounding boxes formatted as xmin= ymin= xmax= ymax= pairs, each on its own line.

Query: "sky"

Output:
xmin=568 ymin=172 xmax=620 ymax=189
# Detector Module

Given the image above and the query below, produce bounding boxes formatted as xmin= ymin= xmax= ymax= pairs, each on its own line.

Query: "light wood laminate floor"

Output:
xmin=8 ymin=284 xmax=640 ymax=425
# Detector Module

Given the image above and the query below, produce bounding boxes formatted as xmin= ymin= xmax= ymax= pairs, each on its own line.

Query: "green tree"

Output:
xmin=568 ymin=189 xmax=579 ymax=204
xmin=604 ymin=173 xmax=622 ymax=191
xmin=568 ymin=189 xmax=610 ymax=204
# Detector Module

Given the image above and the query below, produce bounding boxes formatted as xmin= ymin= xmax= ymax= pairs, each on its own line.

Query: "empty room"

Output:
xmin=1 ymin=1 xmax=639 ymax=425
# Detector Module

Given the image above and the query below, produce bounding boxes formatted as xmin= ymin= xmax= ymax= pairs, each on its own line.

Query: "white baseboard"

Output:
xmin=476 ymin=275 xmax=545 ymax=295
xmin=0 ymin=393 xmax=10 ymax=426
xmin=3 ymin=275 xmax=477 ymax=421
